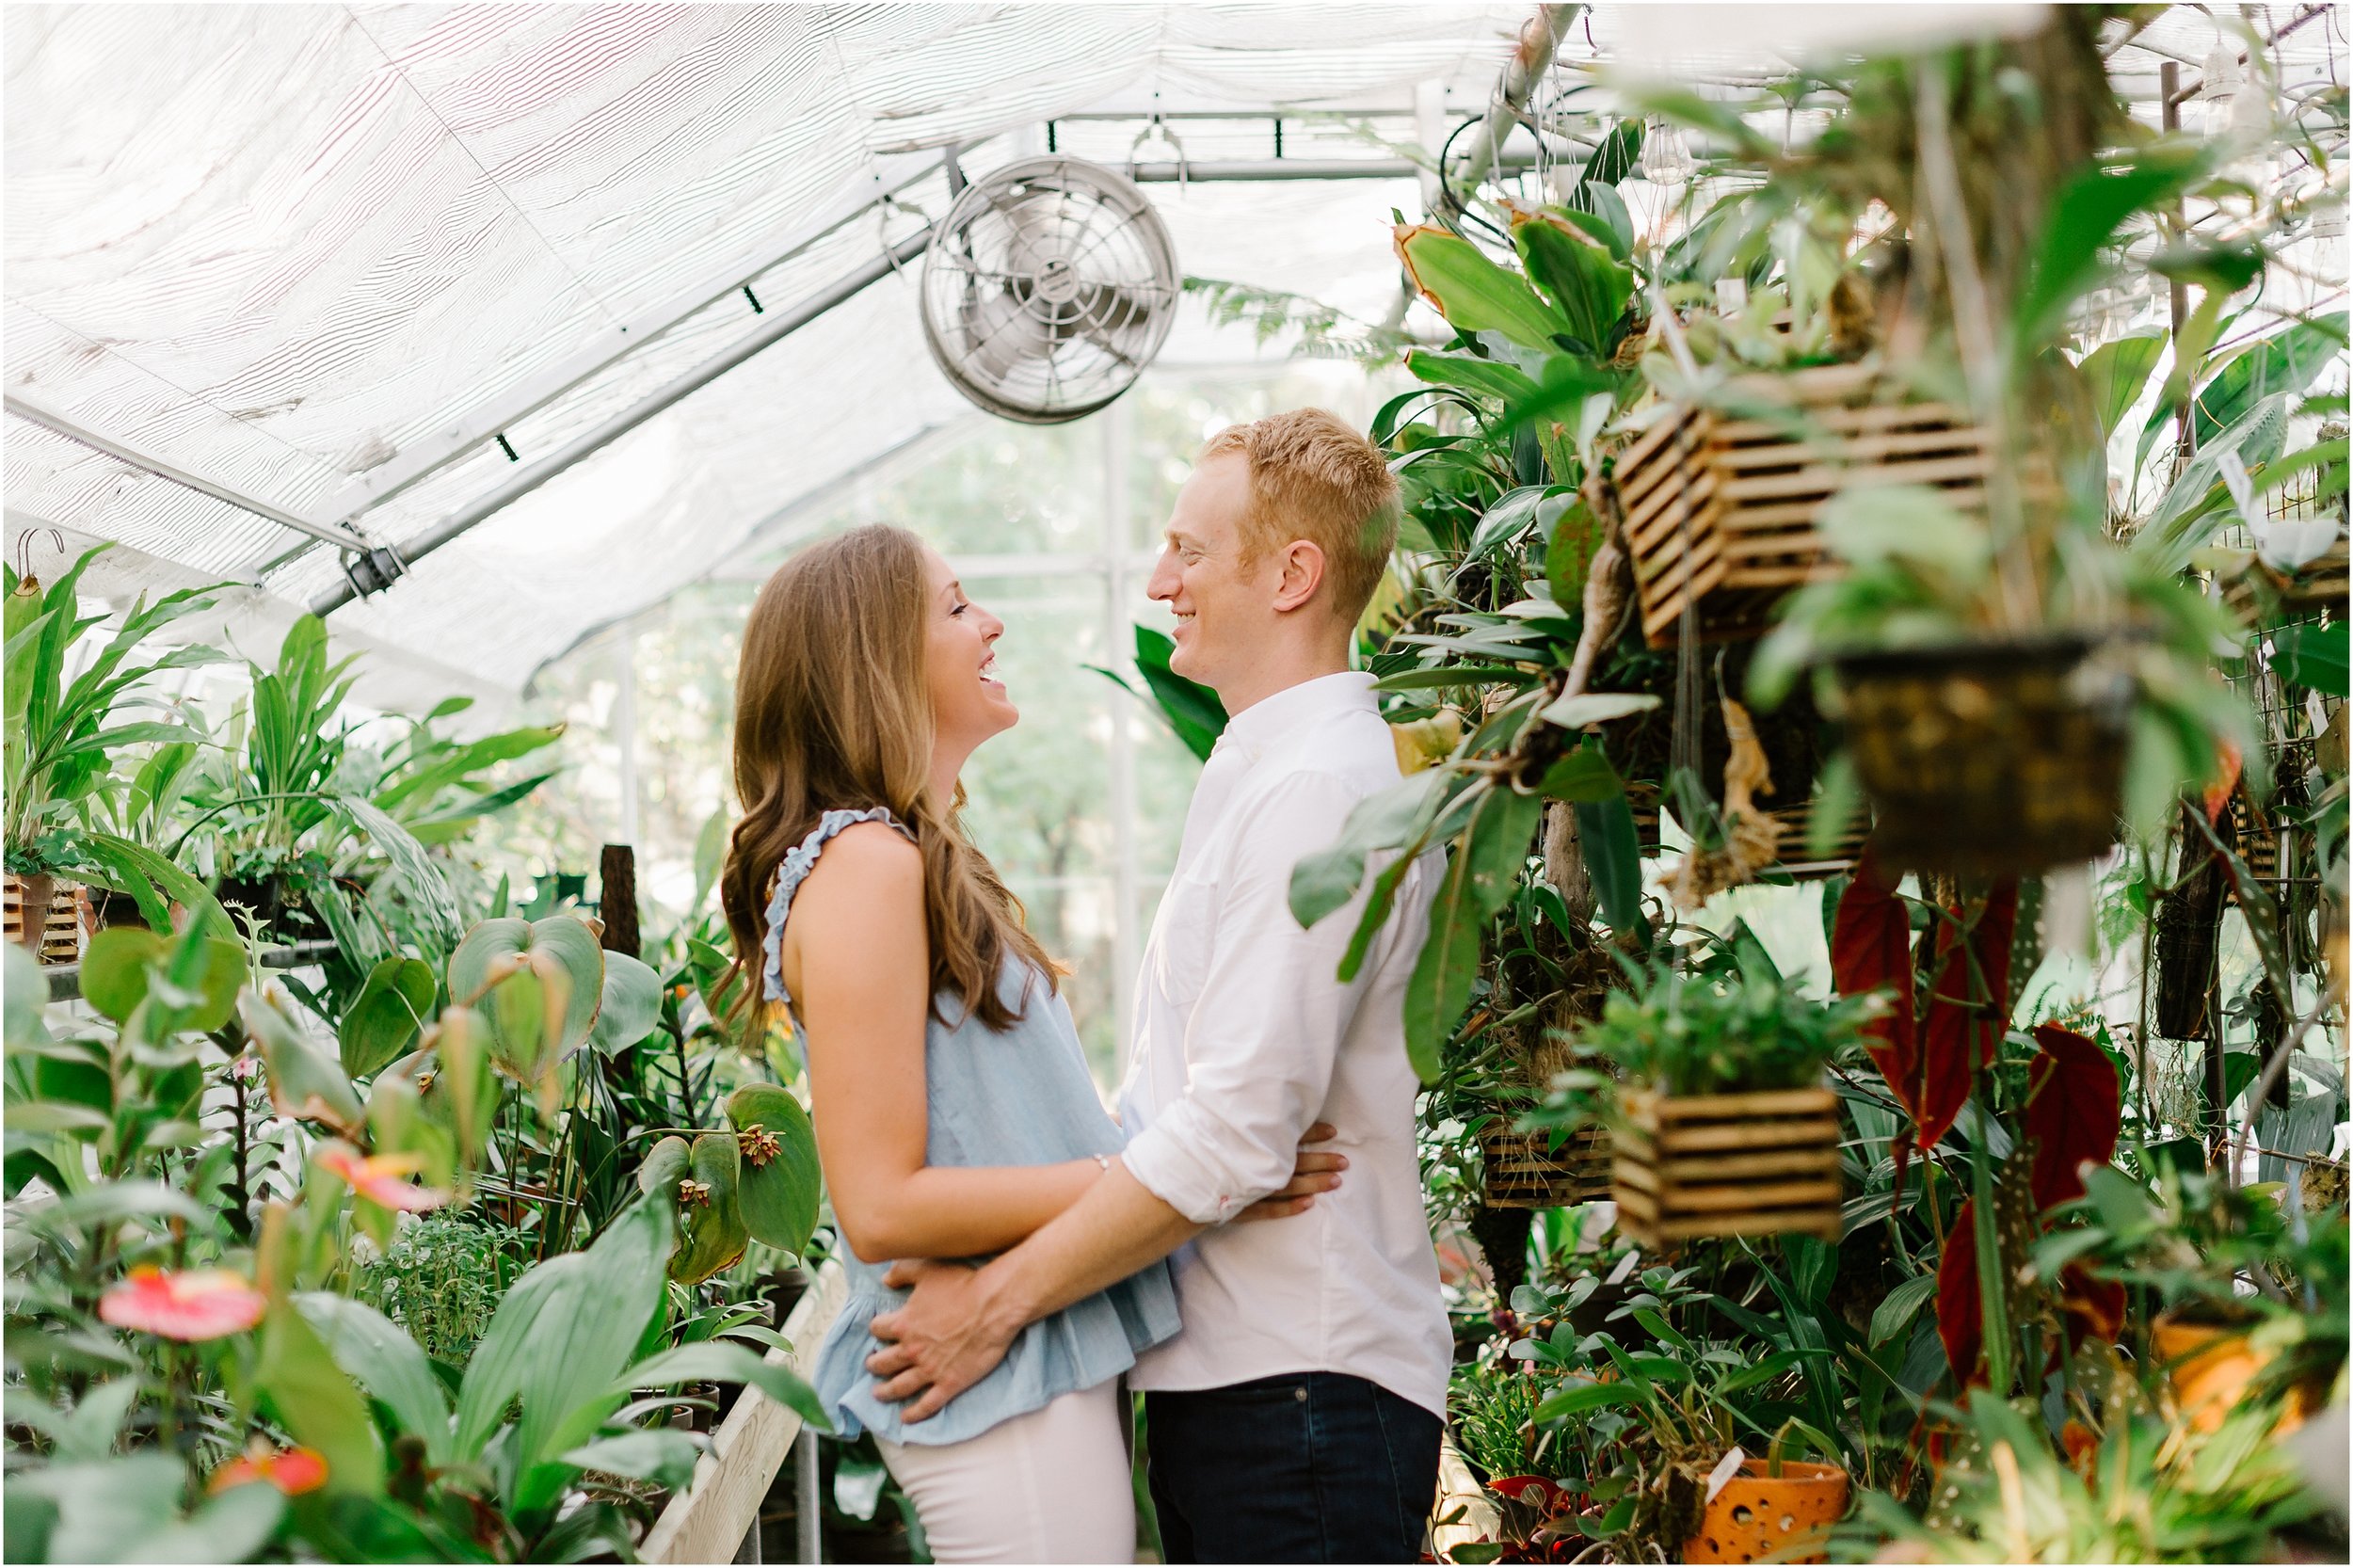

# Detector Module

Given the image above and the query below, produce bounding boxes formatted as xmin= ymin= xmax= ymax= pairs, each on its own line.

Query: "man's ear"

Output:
xmin=1270 ymin=540 xmax=1327 ymax=615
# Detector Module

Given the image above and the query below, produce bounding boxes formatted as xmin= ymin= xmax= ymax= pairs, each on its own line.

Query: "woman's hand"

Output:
xmin=1236 ymin=1121 xmax=1345 ymax=1222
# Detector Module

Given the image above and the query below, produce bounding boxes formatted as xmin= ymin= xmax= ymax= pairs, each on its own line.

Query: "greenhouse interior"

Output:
xmin=4 ymin=3 xmax=2349 ymax=1563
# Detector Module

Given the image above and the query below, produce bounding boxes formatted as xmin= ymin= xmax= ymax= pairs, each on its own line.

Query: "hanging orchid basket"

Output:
xmin=1826 ymin=633 xmax=2133 ymax=876
xmin=1607 ymin=365 xmax=1994 ymax=648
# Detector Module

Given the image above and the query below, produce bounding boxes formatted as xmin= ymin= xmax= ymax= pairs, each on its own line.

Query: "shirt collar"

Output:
xmin=1214 ymin=670 xmax=1377 ymax=758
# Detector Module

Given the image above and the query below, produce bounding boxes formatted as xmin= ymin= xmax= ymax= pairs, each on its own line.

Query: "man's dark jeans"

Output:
xmin=1144 ymin=1372 xmax=1441 ymax=1563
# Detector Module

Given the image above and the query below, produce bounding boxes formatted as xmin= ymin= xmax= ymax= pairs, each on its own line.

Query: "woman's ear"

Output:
xmin=1271 ymin=540 xmax=1328 ymax=614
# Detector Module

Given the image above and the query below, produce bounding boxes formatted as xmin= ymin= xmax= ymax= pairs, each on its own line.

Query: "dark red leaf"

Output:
xmin=2025 ymin=1023 xmax=2121 ymax=1211
xmin=2059 ymin=1264 xmax=2125 ymax=1351
xmin=1935 ymin=1199 xmax=1986 ymax=1386
xmin=1915 ymin=880 xmax=2019 ymax=1149
xmin=1833 ymin=842 xmax=1919 ymax=1113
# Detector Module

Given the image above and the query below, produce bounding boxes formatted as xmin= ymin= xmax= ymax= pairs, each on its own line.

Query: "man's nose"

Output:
xmin=1145 ymin=548 xmax=1179 ymax=601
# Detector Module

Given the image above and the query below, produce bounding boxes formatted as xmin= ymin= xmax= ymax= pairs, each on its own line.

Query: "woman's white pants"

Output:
xmin=873 ymin=1381 xmax=1133 ymax=1563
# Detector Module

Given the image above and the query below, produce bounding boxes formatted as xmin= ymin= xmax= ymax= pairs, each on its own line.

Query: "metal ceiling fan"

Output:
xmin=919 ymin=155 xmax=1179 ymax=425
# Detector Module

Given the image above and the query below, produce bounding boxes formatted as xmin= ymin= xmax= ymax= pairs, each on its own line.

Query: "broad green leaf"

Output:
xmin=1404 ymin=350 xmax=1539 ymax=405
xmin=447 ymin=915 xmax=605 ymax=1078
xmin=338 ymin=956 xmax=436 ymax=1079
xmin=1573 ymin=792 xmax=1644 ymax=936
xmin=1288 ymin=771 xmax=1443 ymax=929
xmin=613 ymin=1340 xmax=829 ymax=1431
xmin=1533 ymin=1380 xmax=1644 ymax=1421
xmin=255 ymin=1295 xmax=384 ymax=1494
xmin=118 ymin=1482 xmax=284 ymax=1566
xmin=1546 ymin=497 xmax=1604 ymax=607
xmin=670 ymin=1133 xmax=748 ymax=1286
xmin=1514 ymin=214 xmax=1634 ymax=356
xmin=728 ymin=1083 xmax=822 ymax=1256
xmin=243 ymin=987 xmax=363 ymax=1135
xmin=1403 ymin=845 xmax=1483 ymax=1083
xmin=1131 ymin=625 xmax=1227 ymax=761
xmin=2079 ymin=330 xmax=2166 ymax=440
xmin=1463 ymin=785 xmax=1544 ymax=920
xmin=637 ymin=1134 xmax=693 ymax=1200
xmin=558 ymin=1429 xmax=702 ymax=1492
xmin=1540 ymin=740 xmax=1623 ymax=804
xmin=2273 ymin=619 xmax=2348 ymax=697
xmin=456 ymin=1196 xmax=671 ymax=1506
xmin=2189 ymin=312 xmax=2346 ymax=450
xmin=1869 ymin=1272 xmax=1939 ymax=1347
xmin=1397 ymin=225 xmax=1569 ymax=351
xmin=2013 ymin=150 xmax=2204 ymax=350
xmin=296 ymin=1293 xmax=454 ymax=1465
xmin=587 ymin=951 xmax=663 ymax=1057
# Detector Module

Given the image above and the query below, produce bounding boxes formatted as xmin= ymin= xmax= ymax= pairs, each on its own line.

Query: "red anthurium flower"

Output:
xmin=211 ymin=1438 xmax=328 ymax=1496
xmin=317 ymin=1145 xmax=447 ymax=1212
xmin=97 ymin=1267 xmax=266 ymax=1341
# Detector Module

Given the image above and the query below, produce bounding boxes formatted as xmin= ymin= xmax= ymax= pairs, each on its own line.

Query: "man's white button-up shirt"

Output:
xmin=1118 ymin=670 xmax=1451 ymax=1416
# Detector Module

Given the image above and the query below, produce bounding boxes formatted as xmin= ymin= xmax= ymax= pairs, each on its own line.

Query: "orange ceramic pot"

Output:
xmin=1683 ymin=1459 xmax=1849 ymax=1564
xmin=2151 ymin=1313 xmax=2318 ymax=1436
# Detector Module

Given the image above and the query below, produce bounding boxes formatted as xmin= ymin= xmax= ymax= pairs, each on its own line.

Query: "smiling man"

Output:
xmin=864 ymin=408 xmax=1450 ymax=1563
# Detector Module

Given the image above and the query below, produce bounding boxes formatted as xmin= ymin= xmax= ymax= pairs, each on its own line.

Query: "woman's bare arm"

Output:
xmin=785 ymin=823 xmax=1098 ymax=1263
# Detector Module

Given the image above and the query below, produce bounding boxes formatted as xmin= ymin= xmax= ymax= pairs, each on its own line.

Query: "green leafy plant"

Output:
xmin=1568 ymin=962 xmax=1876 ymax=1098
xmin=3 ymin=545 xmax=233 ymax=929
xmin=350 ymin=1211 xmax=529 ymax=1366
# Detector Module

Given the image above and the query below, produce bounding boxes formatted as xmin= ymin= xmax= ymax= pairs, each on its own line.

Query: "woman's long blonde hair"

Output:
xmin=721 ymin=524 xmax=1054 ymax=1031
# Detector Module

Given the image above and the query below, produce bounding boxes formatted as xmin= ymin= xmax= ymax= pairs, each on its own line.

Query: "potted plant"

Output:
xmin=1568 ymin=965 xmax=1873 ymax=1249
xmin=4 ymin=545 xmax=232 ymax=957
xmin=2066 ymin=1161 xmax=2346 ymax=1437
xmin=1747 ymin=473 xmax=2267 ymax=875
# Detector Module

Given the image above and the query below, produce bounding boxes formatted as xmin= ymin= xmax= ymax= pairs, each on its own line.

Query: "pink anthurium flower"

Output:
xmin=210 ymin=1438 xmax=328 ymax=1496
xmin=96 ymin=1267 xmax=266 ymax=1341
xmin=316 ymin=1145 xmax=447 ymax=1212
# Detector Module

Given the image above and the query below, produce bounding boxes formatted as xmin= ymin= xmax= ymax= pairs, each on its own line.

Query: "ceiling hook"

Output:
xmin=14 ymin=526 xmax=63 ymax=586
xmin=1128 ymin=116 xmax=1190 ymax=191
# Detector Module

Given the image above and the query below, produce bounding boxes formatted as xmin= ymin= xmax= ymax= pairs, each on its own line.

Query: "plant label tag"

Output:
xmin=1705 ymin=1447 xmax=1747 ymax=1503
xmin=1715 ymin=278 xmax=1749 ymax=314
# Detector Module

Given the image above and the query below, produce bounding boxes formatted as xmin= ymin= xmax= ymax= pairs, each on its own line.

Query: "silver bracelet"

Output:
xmin=1091 ymin=1153 xmax=1112 ymax=1174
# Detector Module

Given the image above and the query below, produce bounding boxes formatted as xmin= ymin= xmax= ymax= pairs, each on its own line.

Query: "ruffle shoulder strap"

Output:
xmin=760 ymin=808 xmax=916 ymax=1010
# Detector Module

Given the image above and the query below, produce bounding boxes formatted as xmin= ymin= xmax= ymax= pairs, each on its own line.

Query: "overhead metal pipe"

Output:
xmin=6 ymin=392 xmax=373 ymax=552
xmin=312 ymin=224 xmax=935 ymax=616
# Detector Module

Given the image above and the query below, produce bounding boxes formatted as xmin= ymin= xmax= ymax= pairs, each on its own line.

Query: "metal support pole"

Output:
xmin=794 ymin=1429 xmax=822 ymax=1564
xmin=1105 ymin=399 xmax=1141 ymax=1082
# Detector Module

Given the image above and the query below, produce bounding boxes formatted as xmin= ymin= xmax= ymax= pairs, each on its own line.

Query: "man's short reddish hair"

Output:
xmin=1199 ymin=408 xmax=1400 ymax=619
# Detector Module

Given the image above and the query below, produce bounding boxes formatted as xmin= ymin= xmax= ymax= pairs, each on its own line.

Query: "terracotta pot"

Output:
xmin=1683 ymin=1459 xmax=1848 ymax=1564
xmin=2150 ymin=1313 xmax=2315 ymax=1436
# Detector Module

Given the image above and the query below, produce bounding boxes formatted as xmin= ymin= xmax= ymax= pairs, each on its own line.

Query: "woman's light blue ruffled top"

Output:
xmin=761 ymin=807 xmax=1181 ymax=1446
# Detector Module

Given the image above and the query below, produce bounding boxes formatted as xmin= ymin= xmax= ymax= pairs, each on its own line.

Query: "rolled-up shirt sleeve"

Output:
xmin=1121 ymin=770 xmax=1396 ymax=1225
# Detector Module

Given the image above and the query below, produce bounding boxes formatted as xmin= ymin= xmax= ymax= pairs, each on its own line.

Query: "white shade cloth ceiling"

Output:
xmin=5 ymin=3 xmax=1533 ymax=707
xmin=7 ymin=5 xmax=2342 ymax=709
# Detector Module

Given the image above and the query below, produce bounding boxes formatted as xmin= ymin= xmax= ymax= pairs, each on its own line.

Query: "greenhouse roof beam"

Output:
xmin=312 ymin=148 xmax=948 ymax=533
xmin=3 ymin=392 xmax=374 ymax=554
xmin=311 ymin=218 xmax=939 ymax=618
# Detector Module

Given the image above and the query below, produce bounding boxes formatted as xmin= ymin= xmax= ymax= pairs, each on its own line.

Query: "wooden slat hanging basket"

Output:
xmin=1609 ymin=365 xmax=1994 ymax=648
xmin=4 ymin=874 xmax=83 ymax=967
xmin=1481 ymin=1124 xmax=1610 ymax=1209
xmin=1611 ymin=1087 xmax=1843 ymax=1249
